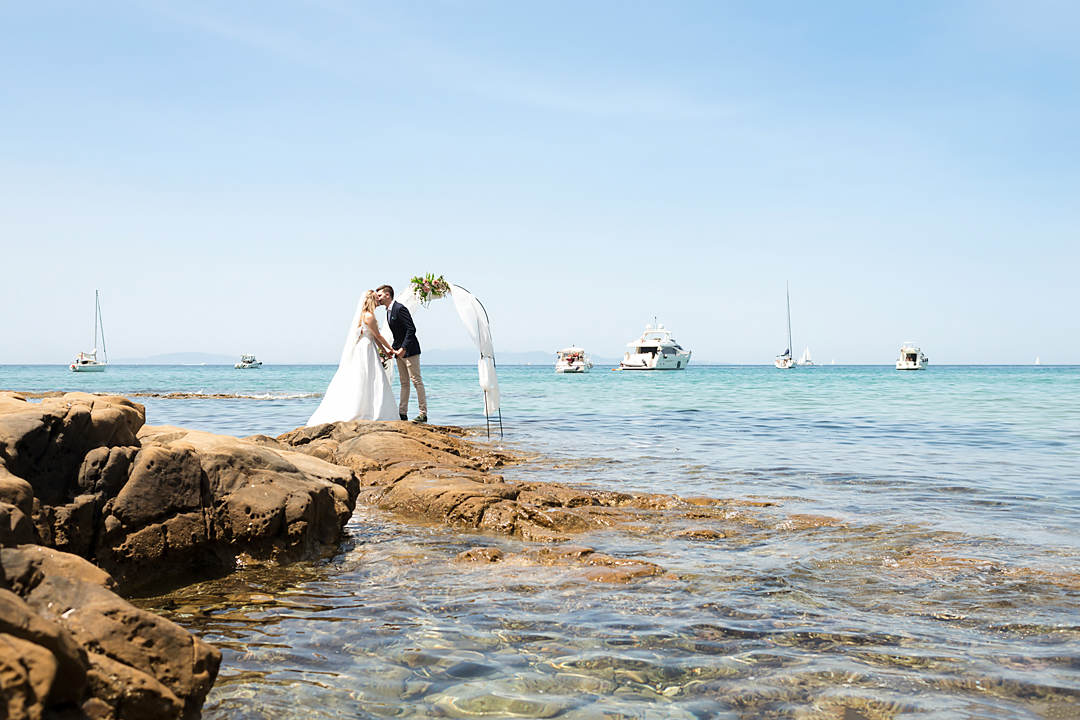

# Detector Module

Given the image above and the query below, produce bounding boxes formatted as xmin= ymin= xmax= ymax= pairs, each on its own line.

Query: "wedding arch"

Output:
xmin=394 ymin=275 xmax=503 ymax=438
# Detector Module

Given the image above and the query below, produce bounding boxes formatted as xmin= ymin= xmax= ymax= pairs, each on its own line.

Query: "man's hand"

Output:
xmin=395 ymin=348 xmax=406 ymax=358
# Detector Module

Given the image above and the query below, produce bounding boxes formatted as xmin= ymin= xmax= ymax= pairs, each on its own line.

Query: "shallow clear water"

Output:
xmin=3 ymin=364 xmax=1078 ymax=718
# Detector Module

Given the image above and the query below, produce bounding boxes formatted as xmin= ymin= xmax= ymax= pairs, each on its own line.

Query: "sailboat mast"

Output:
xmin=785 ymin=282 xmax=793 ymax=356
xmin=97 ymin=291 xmax=108 ymax=363
xmin=93 ymin=290 xmax=99 ymax=352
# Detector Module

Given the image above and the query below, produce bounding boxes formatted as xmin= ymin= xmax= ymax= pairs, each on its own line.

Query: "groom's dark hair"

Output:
xmin=376 ymin=284 xmax=394 ymax=299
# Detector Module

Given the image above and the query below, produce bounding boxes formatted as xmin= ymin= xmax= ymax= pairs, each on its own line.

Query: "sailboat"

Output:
xmin=798 ymin=346 xmax=815 ymax=367
xmin=70 ymin=290 xmax=108 ymax=372
xmin=1035 ymin=357 xmax=1041 ymax=365
xmin=774 ymin=283 xmax=796 ymax=369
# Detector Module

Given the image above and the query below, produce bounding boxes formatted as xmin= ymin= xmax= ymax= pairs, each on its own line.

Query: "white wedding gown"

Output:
xmin=307 ymin=321 xmax=397 ymax=426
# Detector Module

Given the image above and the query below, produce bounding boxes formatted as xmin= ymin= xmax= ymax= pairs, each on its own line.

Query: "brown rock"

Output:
xmin=0 ymin=502 xmax=35 ymax=547
xmin=0 ymin=632 xmax=55 ymax=720
xmin=0 ymin=588 xmax=87 ymax=708
xmin=456 ymin=547 xmax=504 ymax=563
xmin=675 ymin=528 xmax=727 ymax=540
xmin=0 ymin=467 xmax=34 ymax=516
xmin=0 ymin=545 xmax=219 ymax=720
xmin=76 ymin=446 xmax=137 ymax=496
xmin=0 ymin=394 xmax=144 ymax=506
xmin=111 ymin=446 xmax=204 ymax=529
xmin=84 ymin=651 xmax=183 ymax=720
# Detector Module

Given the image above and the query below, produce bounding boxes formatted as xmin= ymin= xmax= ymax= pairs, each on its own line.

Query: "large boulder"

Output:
xmin=0 ymin=392 xmax=144 ymax=507
xmin=0 ymin=394 xmax=361 ymax=593
xmin=0 ymin=544 xmax=220 ymax=720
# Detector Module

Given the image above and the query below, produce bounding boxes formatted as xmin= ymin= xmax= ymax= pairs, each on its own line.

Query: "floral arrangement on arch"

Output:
xmin=410 ymin=273 xmax=451 ymax=307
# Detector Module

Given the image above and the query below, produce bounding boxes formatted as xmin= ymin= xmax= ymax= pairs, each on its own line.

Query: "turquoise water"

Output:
xmin=3 ymin=364 xmax=1079 ymax=718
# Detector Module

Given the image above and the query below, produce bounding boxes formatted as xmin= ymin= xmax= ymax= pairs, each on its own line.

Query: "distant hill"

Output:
xmin=112 ymin=352 xmax=237 ymax=365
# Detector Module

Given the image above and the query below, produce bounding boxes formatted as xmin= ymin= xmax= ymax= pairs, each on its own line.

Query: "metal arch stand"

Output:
xmin=482 ymin=378 xmax=505 ymax=439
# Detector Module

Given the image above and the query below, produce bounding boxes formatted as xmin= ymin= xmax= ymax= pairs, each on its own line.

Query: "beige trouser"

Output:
xmin=395 ymin=354 xmax=427 ymax=417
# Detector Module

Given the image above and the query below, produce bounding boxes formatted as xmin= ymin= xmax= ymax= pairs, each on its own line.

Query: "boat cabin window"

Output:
xmin=636 ymin=346 xmax=658 ymax=355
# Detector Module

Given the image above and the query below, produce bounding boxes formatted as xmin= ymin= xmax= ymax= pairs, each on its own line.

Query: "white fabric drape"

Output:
xmin=398 ymin=284 xmax=501 ymax=416
xmin=449 ymin=284 xmax=500 ymax=416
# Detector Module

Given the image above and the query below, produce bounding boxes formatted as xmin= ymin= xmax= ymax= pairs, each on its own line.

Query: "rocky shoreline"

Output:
xmin=1 ymin=392 xmax=370 ymax=719
xmin=1 ymin=390 xmax=804 ymax=719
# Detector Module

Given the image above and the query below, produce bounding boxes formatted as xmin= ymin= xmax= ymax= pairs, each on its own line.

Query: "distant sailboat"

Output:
xmin=774 ymin=283 xmax=796 ymax=369
xmin=70 ymin=290 xmax=108 ymax=372
xmin=1034 ymin=356 xmax=1041 ymax=365
xmin=798 ymin=346 xmax=815 ymax=367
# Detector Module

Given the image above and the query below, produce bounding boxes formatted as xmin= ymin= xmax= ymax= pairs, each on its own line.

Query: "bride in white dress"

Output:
xmin=307 ymin=290 xmax=399 ymax=426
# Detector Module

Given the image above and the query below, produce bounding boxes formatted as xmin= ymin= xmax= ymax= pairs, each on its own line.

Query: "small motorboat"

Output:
xmin=555 ymin=347 xmax=593 ymax=373
xmin=235 ymin=353 xmax=263 ymax=369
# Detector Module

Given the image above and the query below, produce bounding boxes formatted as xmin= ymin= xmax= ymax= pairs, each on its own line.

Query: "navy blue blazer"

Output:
xmin=387 ymin=301 xmax=421 ymax=358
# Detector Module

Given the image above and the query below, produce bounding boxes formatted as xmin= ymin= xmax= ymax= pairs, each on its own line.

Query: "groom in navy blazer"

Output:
xmin=376 ymin=284 xmax=427 ymax=422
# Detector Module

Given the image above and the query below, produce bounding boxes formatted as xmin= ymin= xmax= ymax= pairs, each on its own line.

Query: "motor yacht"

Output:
xmin=618 ymin=321 xmax=691 ymax=370
xmin=555 ymin=347 xmax=593 ymax=373
xmin=895 ymin=343 xmax=928 ymax=370
xmin=235 ymin=353 xmax=263 ymax=369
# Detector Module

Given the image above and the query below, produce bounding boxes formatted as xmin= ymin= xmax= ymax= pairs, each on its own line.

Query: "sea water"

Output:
xmin=2 ymin=364 xmax=1078 ymax=718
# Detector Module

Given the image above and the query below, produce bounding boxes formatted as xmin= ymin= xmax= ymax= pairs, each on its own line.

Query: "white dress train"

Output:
xmin=307 ymin=324 xmax=397 ymax=425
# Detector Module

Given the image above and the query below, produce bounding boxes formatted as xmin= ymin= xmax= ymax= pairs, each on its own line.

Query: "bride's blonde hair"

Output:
xmin=361 ymin=290 xmax=378 ymax=316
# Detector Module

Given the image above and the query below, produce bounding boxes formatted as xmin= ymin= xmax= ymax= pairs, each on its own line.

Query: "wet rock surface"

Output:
xmin=276 ymin=420 xmax=816 ymax=554
xmin=0 ymin=544 xmax=220 ymax=720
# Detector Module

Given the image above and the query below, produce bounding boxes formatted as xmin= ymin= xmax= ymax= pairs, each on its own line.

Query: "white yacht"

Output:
xmin=775 ymin=282 xmax=796 ymax=369
xmin=896 ymin=343 xmax=928 ymax=371
xmin=618 ymin=321 xmax=691 ymax=370
xmin=70 ymin=290 xmax=107 ymax=372
xmin=555 ymin=347 xmax=593 ymax=373
xmin=235 ymin=353 xmax=263 ymax=369
xmin=798 ymin=346 xmax=815 ymax=367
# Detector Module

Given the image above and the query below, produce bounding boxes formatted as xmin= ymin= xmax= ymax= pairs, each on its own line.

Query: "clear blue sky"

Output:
xmin=2 ymin=1 xmax=1076 ymax=363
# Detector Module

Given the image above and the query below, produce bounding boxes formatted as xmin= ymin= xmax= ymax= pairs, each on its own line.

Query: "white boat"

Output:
xmin=555 ymin=346 xmax=593 ymax=373
xmin=618 ymin=320 xmax=691 ymax=370
xmin=70 ymin=290 xmax=107 ymax=372
xmin=798 ymin=346 xmax=815 ymax=367
xmin=235 ymin=353 xmax=263 ymax=369
xmin=1035 ymin=356 xmax=1041 ymax=365
xmin=896 ymin=342 xmax=928 ymax=370
xmin=775 ymin=282 xmax=796 ymax=369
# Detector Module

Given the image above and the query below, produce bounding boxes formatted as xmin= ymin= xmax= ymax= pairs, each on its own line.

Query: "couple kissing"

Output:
xmin=306 ymin=284 xmax=427 ymax=426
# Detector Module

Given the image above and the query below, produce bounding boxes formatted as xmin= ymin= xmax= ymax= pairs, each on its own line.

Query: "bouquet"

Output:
xmin=377 ymin=345 xmax=394 ymax=371
xmin=410 ymin=273 xmax=451 ymax=307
